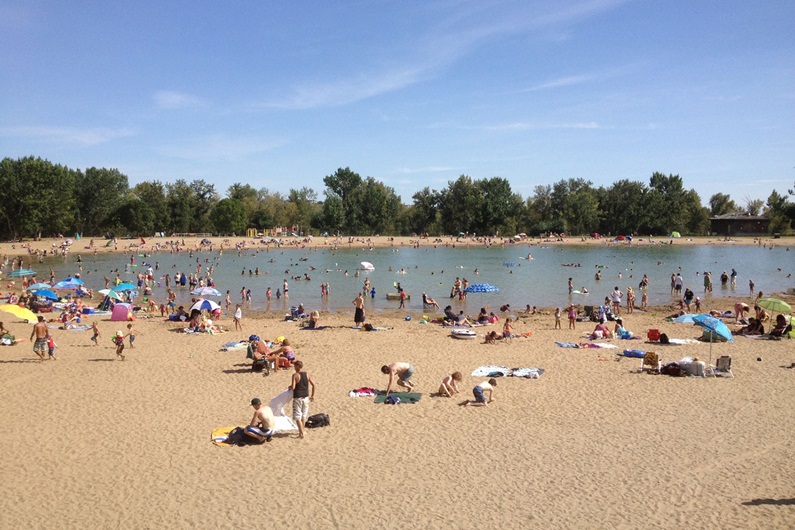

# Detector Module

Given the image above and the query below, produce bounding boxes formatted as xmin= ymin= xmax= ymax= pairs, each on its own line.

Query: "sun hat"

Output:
xmin=116 ymin=331 xmax=123 ymax=337
xmin=276 ymin=336 xmax=285 ymax=344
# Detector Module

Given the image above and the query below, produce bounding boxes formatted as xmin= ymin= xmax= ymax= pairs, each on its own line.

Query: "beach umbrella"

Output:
xmin=32 ymin=289 xmax=59 ymax=301
xmin=8 ymin=269 xmax=36 ymax=277
xmin=53 ymin=278 xmax=84 ymax=289
xmin=463 ymin=283 xmax=500 ymax=294
xmin=673 ymin=313 xmax=696 ymax=324
xmin=191 ymin=286 xmax=222 ymax=297
xmin=190 ymin=299 xmax=220 ymax=313
xmin=28 ymin=283 xmax=53 ymax=290
xmin=756 ymin=297 xmax=791 ymax=317
xmin=98 ymin=289 xmax=124 ymax=301
xmin=360 ymin=261 xmax=375 ymax=271
xmin=114 ymin=282 xmax=137 ymax=291
xmin=0 ymin=304 xmax=38 ymax=323
xmin=692 ymin=314 xmax=733 ymax=368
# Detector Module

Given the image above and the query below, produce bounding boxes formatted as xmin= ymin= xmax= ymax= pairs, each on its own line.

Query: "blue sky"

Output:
xmin=1 ymin=0 xmax=793 ymax=206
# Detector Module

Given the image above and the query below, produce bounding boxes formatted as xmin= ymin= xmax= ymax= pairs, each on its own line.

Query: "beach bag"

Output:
xmin=384 ymin=396 xmax=400 ymax=405
xmin=306 ymin=413 xmax=330 ymax=428
xmin=225 ymin=427 xmax=256 ymax=446
xmin=363 ymin=323 xmax=374 ymax=331
xmin=659 ymin=333 xmax=670 ymax=345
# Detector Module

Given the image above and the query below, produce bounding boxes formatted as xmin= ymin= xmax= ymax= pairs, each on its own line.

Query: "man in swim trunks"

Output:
xmin=30 ymin=315 xmax=48 ymax=361
xmin=353 ymin=292 xmax=365 ymax=326
xmin=381 ymin=362 xmax=415 ymax=396
xmin=244 ymin=398 xmax=274 ymax=443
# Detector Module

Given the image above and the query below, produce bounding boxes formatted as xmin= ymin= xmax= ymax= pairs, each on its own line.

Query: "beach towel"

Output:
xmin=373 ymin=392 xmax=422 ymax=404
xmin=578 ymin=343 xmax=618 ymax=349
xmin=555 ymin=342 xmax=580 ymax=348
xmin=349 ymin=387 xmax=379 ymax=397
xmin=220 ymin=340 xmax=248 ymax=351
xmin=67 ymin=325 xmax=92 ymax=332
xmin=509 ymin=367 xmax=545 ymax=379
xmin=621 ymin=349 xmax=647 ymax=358
xmin=268 ymin=390 xmax=300 ymax=431
xmin=471 ymin=365 xmax=511 ymax=377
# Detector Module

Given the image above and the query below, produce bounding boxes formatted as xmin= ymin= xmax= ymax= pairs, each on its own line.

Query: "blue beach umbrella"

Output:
xmin=114 ymin=282 xmax=137 ymax=291
xmin=191 ymin=286 xmax=222 ymax=297
xmin=54 ymin=278 xmax=85 ymax=289
xmin=673 ymin=313 xmax=696 ymax=324
xmin=32 ymin=289 xmax=59 ymax=301
xmin=190 ymin=299 xmax=220 ymax=312
xmin=692 ymin=314 xmax=733 ymax=368
xmin=463 ymin=283 xmax=500 ymax=294
xmin=8 ymin=269 xmax=36 ymax=277
xmin=28 ymin=282 xmax=53 ymax=290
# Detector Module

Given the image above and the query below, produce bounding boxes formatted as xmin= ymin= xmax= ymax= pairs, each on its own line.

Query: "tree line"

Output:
xmin=1 ymin=156 xmax=793 ymax=240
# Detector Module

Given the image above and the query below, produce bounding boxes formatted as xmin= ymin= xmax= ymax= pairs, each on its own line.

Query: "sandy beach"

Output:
xmin=2 ymin=234 xmax=795 ymax=261
xmin=1 ymin=295 xmax=794 ymax=528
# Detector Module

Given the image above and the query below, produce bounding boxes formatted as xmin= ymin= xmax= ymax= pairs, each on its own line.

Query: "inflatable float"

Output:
xmin=451 ymin=329 xmax=477 ymax=340
xmin=385 ymin=293 xmax=410 ymax=301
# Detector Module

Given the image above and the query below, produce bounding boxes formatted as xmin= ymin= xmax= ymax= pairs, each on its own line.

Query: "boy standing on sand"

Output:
xmin=381 ymin=362 xmax=415 ymax=396
xmin=353 ymin=292 xmax=365 ymax=327
xmin=90 ymin=321 xmax=100 ymax=346
xmin=126 ymin=323 xmax=136 ymax=348
xmin=288 ymin=361 xmax=316 ymax=439
xmin=462 ymin=379 xmax=497 ymax=407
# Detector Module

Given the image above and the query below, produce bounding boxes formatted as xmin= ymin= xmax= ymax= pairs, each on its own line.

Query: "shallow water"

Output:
xmin=26 ymin=242 xmax=795 ymax=314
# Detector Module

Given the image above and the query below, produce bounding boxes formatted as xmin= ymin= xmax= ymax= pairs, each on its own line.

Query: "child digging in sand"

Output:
xmin=439 ymin=372 xmax=462 ymax=397
xmin=462 ymin=379 xmax=496 ymax=407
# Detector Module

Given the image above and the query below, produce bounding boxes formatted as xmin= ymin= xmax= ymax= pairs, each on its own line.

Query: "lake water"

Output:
xmin=27 ymin=242 xmax=794 ymax=314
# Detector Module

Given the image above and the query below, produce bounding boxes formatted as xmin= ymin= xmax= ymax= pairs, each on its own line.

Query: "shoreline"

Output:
xmin=1 ymin=234 xmax=793 ymax=260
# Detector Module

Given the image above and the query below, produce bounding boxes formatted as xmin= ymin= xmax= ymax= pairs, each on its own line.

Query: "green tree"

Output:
xmin=709 ymin=193 xmax=738 ymax=216
xmin=745 ymin=198 xmax=764 ymax=216
xmin=438 ymin=175 xmax=483 ymax=234
xmin=113 ymin=198 xmax=155 ymax=236
xmin=410 ymin=187 xmax=440 ymax=235
xmin=189 ymin=179 xmax=219 ymax=232
xmin=288 ymin=187 xmax=319 ymax=234
xmin=479 ymin=177 xmax=516 ymax=235
xmin=166 ymin=179 xmax=194 ymax=233
xmin=0 ymin=156 xmax=77 ymax=239
xmin=323 ymin=167 xmax=364 ymax=233
xmin=74 ymin=167 xmax=129 ymax=235
xmin=132 ymin=181 xmax=170 ymax=231
xmin=598 ymin=180 xmax=648 ymax=235
xmin=210 ymin=198 xmax=246 ymax=235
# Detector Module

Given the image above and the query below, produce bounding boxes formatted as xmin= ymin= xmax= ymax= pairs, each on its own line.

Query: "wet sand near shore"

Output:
xmin=1 ymin=298 xmax=794 ymax=529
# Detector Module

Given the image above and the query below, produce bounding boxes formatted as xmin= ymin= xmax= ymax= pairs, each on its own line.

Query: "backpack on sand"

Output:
xmin=306 ymin=413 xmax=330 ymax=428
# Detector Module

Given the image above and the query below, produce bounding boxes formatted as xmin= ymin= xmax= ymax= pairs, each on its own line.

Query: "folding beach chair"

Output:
xmin=639 ymin=352 xmax=661 ymax=374
xmin=584 ymin=305 xmax=595 ymax=321
xmin=711 ymin=356 xmax=734 ymax=378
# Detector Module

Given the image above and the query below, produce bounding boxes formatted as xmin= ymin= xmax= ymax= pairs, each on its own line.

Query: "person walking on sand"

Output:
xmin=462 ymin=379 xmax=497 ymax=407
xmin=90 ymin=321 xmax=100 ymax=346
xmin=382 ymin=362 xmax=415 ymax=396
xmin=353 ymin=292 xmax=365 ymax=327
xmin=31 ymin=316 xmax=48 ymax=361
xmin=113 ymin=331 xmax=126 ymax=361
xmin=288 ymin=360 xmax=316 ymax=439
xmin=233 ymin=304 xmax=243 ymax=331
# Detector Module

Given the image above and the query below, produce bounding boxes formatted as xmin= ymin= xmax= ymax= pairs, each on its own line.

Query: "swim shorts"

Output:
xmin=33 ymin=338 xmax=47 ymax=353
xmin=399 ymin=365 xmax=414 ymax=382
xmin=473 ymin=385 xmax=486 ymax=403
xmin=292 ymin=397 xmax=310 ymax=421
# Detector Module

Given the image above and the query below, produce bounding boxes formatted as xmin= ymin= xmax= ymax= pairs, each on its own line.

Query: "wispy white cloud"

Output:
xmin=155 ymin=134 xmax=286 ymax=161
xmin=520 ymin=75 xmax=594 ymax=92
xmin=154 ymin=90 xmax=205 ymax=109
xmin=0 ymin=125 xmax=134 ymax=146
xmin=253 ymin=0 xmax=629 ymax=110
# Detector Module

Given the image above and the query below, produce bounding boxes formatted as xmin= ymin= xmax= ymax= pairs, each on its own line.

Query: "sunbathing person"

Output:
xmin=770 ymin=315 xmax=792 ymax=338
xmin=422 ymin=292 xmax=440 ymax=309
xmin=476 ymin=308 xmax=489 ymax=324
xmin=443 ymin=305 xmax=457 ymax=324
xmin=592 ymin=320 xmax=612 ymax=339
xmin=734 ymin=317 xmax=764 ymax=336
xmin=268 ymin=338 xmax=296 ymax=369
xmin=308 ymin=310 xmax=320 ymax=329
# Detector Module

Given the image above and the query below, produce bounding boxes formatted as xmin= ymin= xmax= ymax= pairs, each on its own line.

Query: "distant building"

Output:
xmin=710 ymin=213 xmax=769 ymax=236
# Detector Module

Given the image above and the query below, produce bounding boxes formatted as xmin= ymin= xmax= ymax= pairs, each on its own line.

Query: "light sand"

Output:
xmin=2 ymin=233 xmax=794 ymax=260
xmin=1 ymin=300 xmax=794 ymax=529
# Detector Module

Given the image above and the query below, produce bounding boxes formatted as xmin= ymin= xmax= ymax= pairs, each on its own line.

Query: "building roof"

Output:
xmin=710 ymin=213 xmax=768 ymax=221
